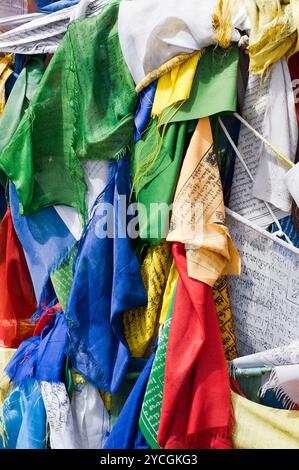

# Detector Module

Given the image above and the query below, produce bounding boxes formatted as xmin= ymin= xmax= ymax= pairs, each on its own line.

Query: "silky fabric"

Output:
xmin=66 ymin=158 xmax=147 ymax=393
xmin=157 ymin=243 xmax=232 ymax=449
xmin=10 ymin=182 xmax=76 ymax=309
xmin=104 ymin=351 xmax=155 ymax=449
xmin=0 ymin=2 xmax=137 ymax=219
xmin=0 ymin=209 xmax=37 ymax=348
xmin=0 ymin=380 xmax=46 ymax=449
xmin=5 ymin=309 xmax=68 ymax=385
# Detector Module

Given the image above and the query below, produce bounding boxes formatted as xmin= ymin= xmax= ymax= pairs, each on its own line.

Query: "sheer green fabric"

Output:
xmin=0 ymin=1 xmax=137 ymax=219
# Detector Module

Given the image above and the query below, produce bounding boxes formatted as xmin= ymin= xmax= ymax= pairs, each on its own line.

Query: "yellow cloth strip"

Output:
xmin=124 ymin=242 xmax=172 ymax=357
xmin=232 ymin=390 xmax=299 ymax=449
xmin=135 ymin=52 xmax=199 ymax=94
xmin=151 ymin=52 xmax=201 ymax=118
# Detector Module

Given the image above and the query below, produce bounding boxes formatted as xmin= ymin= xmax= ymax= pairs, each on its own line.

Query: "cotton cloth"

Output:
xmin=157 ymin=243 xmax=232 ymax=449
xmin=118 ymin=0 xmax=248 ymax=84
xmin=0 ymin=209 xmax=37 ymax=348
xmin=0 ymin=1 xmax=137 ymax=219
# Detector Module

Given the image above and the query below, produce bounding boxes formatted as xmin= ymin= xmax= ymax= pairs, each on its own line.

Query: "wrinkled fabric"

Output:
xmin=0 ymin=2 xmax=137 ymax=219
xmin=212 ymin=276 xmax=238 ymax=360
xmin=0 ymin=209 xmax=37 ymax=348
xmin=139 ymin=280 xmax=177 ymax=449
xmin=67 ymin=158 xmax=147 ymax=393
xmin=167 ymin=118 xmax=241 ymax=286
xmin=118 ymin=0 xmax=248 ymax=84
xmin=232 ymin=390 xmax=299 ymax=449
xmin=10 ymin=182 xmax=76 ymax=309
xmin=124 ymin=242 xmax=171 ymax=357
xmin=0 ymin=55 xmax=46 ymax=189
xmin=151 ymin=52 xmax=201 ymax=118
xmin=34 ymin=0 xmax=78 ymax=12
xmin=246 ymin=0 xmax=299 ymax=74
xmin=41 ymin=381 xmax=111 ymax=449
xmin=135 ymin=81 xmax=157 ymax=142
xmin=0 ymin=380 xmax=46 ymax=449
xmin=157 ymin=243 xmax=232 ymax=449
xmin=5 ymin=309 xmax=68 ymax=385
xmin=132 ymin=119 xmax=192 ymax=244
xmin=104 ymin=351 xmax=155 ymax=449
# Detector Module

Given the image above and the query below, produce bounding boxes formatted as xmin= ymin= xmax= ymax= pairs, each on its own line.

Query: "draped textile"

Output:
xmin=104 ymin=351 xmax=155 ymax=449
xmin=0 ymin=1 xmax=137 ymax=219
xmin=246 ymin=0 xmax=299 ymax=74
xmin=0 ymin=209 xmax=37 ymax=348
xmin=41 ymin=381 xmax=111 ymax=449
xmin=5 ymin=308 xmax=68 ymax=385
xmin=167 ymin=118 xmax=241 ymax=286
xmin=66 ymin=158 xmax=147 ymax=393
xmin=0 ymin=380 xmax=46 ymax=449
xmin=124 ymin=242 xmax=171 ymax=358
xmin=118 ymin=0 xmax=248 ymax=84
xmin=10 ymin=182 xmax=76 ymax=309
xmin=34 ymin=0 xmax=79 ymax=12
xmin=232 ymin=390 xmax=299 ymax=449
xmin=132 ymin=119 xmax=191 ymax=244
xmin=157 ymin=243 xmax=232 ymax=449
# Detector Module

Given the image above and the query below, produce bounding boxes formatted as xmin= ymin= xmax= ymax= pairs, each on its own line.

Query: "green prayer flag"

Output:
xmin=132 ymin=120 xmax=195 ymax=244
xmin=0 ymin=1 xmax=137 ymax=219
xmin=167 ymin=46 xmax=239 ymax=123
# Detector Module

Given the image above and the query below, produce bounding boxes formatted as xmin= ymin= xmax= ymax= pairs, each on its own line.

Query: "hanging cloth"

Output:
xmin=0 ymin=1 xmax=137 ymax=220
xmin=10 ymin=182 xmax=76 ymax=310
xmin=104 ymin=351 xmax=155 ymax=449
xmin=246 ymin=0 xmax=299 ymax=74
xmin=167 ymin=118 xmax=241 ymax=286
xmin=124 ymin=242 xmax=171 ymax=358
xmin=0 ymin=209 xmax=37 ymax=348
xmin=66 ymin=157 xmax=147 ymax=393
xmin=5 ymin=307 xmax=68 ymax=385
xmin=0 ymin=380 xmax=46 ymax=449
xmin=157 ymin=243 xmax=232 ymax=449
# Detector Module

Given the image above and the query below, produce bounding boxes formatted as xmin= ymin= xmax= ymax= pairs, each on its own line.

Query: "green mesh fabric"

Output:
xmin=0 ymin=1 xmax=137 ymax=219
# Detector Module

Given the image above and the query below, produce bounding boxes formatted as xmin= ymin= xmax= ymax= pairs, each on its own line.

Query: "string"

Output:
xmin=234 ymin=112 xmax=294 ymax=170
xmin=218 ymin=117 xmax=294 ymax=246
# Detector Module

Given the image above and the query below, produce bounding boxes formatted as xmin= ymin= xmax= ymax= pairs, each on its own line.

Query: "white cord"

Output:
xmin=218 ymin=117 xmax=294 ymax=246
